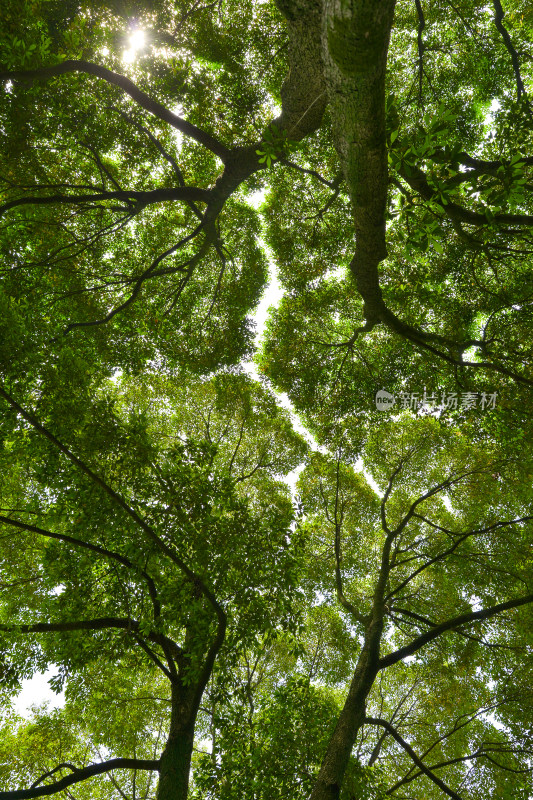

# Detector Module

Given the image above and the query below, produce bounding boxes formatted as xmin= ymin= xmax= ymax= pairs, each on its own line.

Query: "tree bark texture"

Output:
xmin=156 ymin=685 xmax=198 ymax=800
xmin=322 ymin=0 xmax=397 ymax=321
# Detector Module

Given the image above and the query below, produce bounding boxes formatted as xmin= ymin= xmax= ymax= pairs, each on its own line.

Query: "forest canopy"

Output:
xmin=0 ymin=1 xmax=532 ymax=799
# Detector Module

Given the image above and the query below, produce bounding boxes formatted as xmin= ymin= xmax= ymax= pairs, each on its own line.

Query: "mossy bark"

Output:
xmin=274 ymin=0 xmax=327 ymax=139
xmin=322 ymin=0 xmax=397 ymax=322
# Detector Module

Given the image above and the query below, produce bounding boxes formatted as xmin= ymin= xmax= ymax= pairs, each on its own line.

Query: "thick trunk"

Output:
xmin=322 ymin=0 xmax=397 ymax=321
xmin=309 ymin=615 xmax=383 ymax=800
xmin=274 ymin=0 xmax=327 ymax=139
xmin=156 ymin=685 xmax=198 ymax=800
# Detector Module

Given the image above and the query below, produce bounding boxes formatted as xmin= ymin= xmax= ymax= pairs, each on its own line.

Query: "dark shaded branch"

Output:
xmin=311 ymin=318 xmax=378 ymax=350
xmin=367 ymin=718 xmax=464 ymax=799
xmin=0 ymin=759 xmax=159 ymax=800
xmin=451 ymin=152 xmax=533 ymax=173
xmin=30 ymin=766 xmax=76 ymax=789
xmin=0 ymin=60 xmax=230 ymax=161
xmin=390 ymin=744 xmax=533 ymax=791
xmin=0 ymin=616 xmax=140 ymax=635
xmin=414 ymin=0 xmax=426 ymax=104
xmin=0 ymin=187 xmax=210 ymax=218
xmin=322 ymin=0 xmax=397 ymax=343
xmin=391 ymin=606 xmax=520 ymax=650
xmin=388 ymin=512 xmax=533 ymax=598
xmin=0 ymin=615 xmax=183 ymax=668
xmin=332 ymin=458 xmax=368 ymax=625
xmin=0 ymin=388 xmax=226 ymax=630
xmin=368 ymin=679 xmax=421 ymax=766
xmin=272 ymin=0 xmax=327 ymax=140
xmin=0 ymin=514 xmax=162 ymax=621
xmin=61 ymin=220 xmax=212 ymax=334
xmin=106 ymin=106 xmax=186 ymax=187
xmin=280 ymin=159 xmax=340 ymax=188
xmin=398 ymin=161 xmax=533 ymax=227
xmin=343 ymin=264 xmax=533 ymax=387
xmin=83 ymin=142 xmax=123 ymax=191
xmin=380 ymin=592 xmax=533 ymax=669
xmin=130 ymin=632 xmax=174 ymax=680
xmin=492 ymin=0 xmax=528 ymax=102
xmin=390 ymin=469 xmax=478 ymax=539
xmin=380 ymin=457 xmax=410 ymax=536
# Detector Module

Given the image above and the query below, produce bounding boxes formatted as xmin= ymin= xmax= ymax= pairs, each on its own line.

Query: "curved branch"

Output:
xmin=107 ymin=106 xmax=190 ymax=191
xmin=0 ymin=60 xmax=230 ymax=161
xmin=398 ymin=161 xmax=533 ymax=227
xmin=0 ymin=187 xmax=210 ymax=219
xmin=344 ymin=258 xmax=533 ymax=387
xmin=332 ymin=459 xmax=368 ymax=625
xmin=273 ymin=0 xmax=327 ymax=140
xmin=61 ymin=219 xmax=213 ymax=334
xmin=379 ymin=592 xmax=533 ymax=669
xmin=389 ymin=469 xmax=479 ymax=540
xmin=380 ymin=458 xmax=409 ymax=535
xmin=365 ymin=717 xmax=464 ymax=800
xmin=451 ymin=152 xmax=533 ymax=173
xmin=0 ymin=513 xmax=162 ymax=619
xmin=390 ymin=744 xmax=533 ymax=792
xmin=0 ymin=615 xmax=182 ymax=666
xmin=0 ymin=388 xmax=226 ymax=631
xmin=388 ymin=512 xmax=533 ymax=599
xmin=0 ymin=759 xmax=159 ymax=800
xmin=492 ymin=0 xmax=528 ymax=102
xmin=391 ymin=606 xmax=521 ymax=650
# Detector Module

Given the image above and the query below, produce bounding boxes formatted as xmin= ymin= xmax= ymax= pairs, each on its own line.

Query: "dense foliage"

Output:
xmin=0 ymin=1 xmax=532 ymax=799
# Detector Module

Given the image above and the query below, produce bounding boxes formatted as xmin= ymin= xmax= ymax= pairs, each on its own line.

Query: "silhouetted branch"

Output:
xmin=492 ymin=0 xmax=528 ymax=103
xmin=0 ymin=387 xmax=226 ymax=630
xmin=366 ymin=717 xmax=464 ymax=799
xmin=0 ymin=759 xmax=159 ymax=799
xmin=380 ymin=592 xmax=533 ymax=668
xmin=0 ymin=61 xmax=230 ymax=160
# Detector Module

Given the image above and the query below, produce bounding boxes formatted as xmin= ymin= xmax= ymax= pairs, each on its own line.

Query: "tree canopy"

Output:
xmin=0 ymin=1 xmax=532 ymax=799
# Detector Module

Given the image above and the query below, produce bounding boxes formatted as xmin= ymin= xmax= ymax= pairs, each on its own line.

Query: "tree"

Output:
xmin=0 ymin=0 xmax=532 ymax=799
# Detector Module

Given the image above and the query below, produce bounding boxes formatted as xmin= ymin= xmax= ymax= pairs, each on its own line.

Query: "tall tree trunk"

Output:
xmin=322 ymin=0 xmax=397 ymax=322
xmin=309 ymin=615 xmax=383 ymax=800
xmin=156 ymin=684 xmax=198 ymax=800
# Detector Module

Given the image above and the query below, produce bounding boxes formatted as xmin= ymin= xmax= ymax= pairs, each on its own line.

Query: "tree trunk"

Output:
xmin=156 ymin=685 xmax=198 ymax=800
xmin=309 ymin=622 xmax=381 ymax=800
xmin=322 ymin=0 xmax=397 ymax=322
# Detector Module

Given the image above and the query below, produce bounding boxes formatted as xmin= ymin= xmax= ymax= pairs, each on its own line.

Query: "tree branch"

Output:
xmin=0 ymin=759 xmax=159 ymax=800
xmin=390 ymin=743 xmax=533 ymax=791
xmin=391 ymin=605 xmax=520 ymax=649
xmin=0 ymin=388 xmax=226 ymax=630
xmin=398 ymin=161 xmax=533 ymax=227
xmin=0 ymin=615 xmax=181 ymax=663
xmin=333 ymin=458 xmax=368 ymax=625
xmin=414 ymin=0 xmax=426 ymax=105
xmin=492 ymin=0 xmax=528 ymax=102
xmin=379 ymin=592 xmax=533 ymax=668
xmin=61 ymin=220 xmax=213 ymax=334
xmin=0 ymin=513 xmax=162 ymax=620
xmin=365 ymin=717 xmax=464 ymax=799
xmin=0 ymin=187 xmax=210 ymax=219
xmin=388 ymin=512 xmax=533 ymax=599
xmin=0 ymin=61 xmax=230 ymax=161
